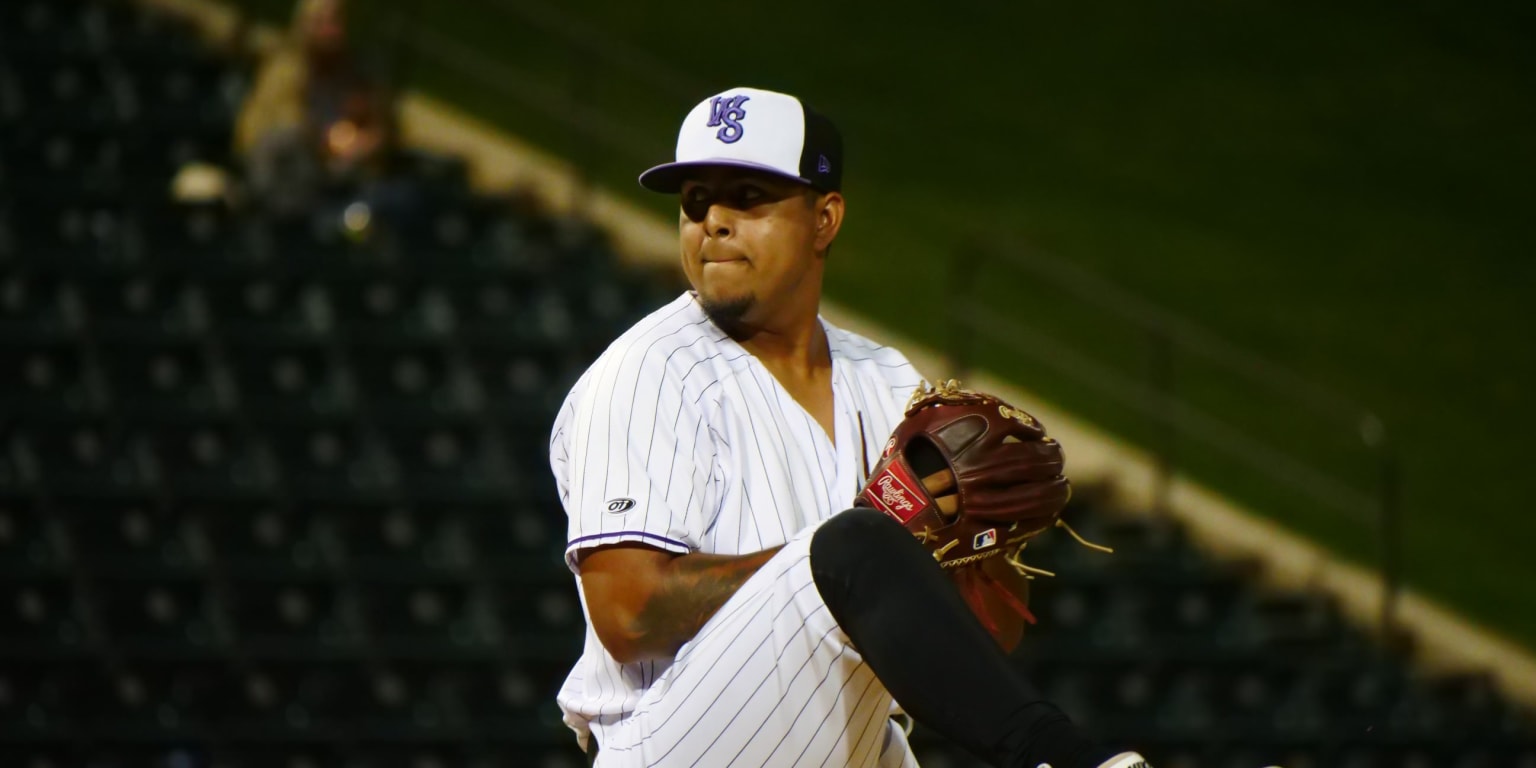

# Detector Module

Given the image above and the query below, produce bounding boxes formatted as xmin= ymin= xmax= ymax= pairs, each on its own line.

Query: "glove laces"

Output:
xmin=1004 ymin=519 xmax=1114 ymax=580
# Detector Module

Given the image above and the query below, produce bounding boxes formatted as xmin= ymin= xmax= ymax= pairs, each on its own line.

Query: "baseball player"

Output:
xmin=549 ymin=86 xmax=1151 ymax=768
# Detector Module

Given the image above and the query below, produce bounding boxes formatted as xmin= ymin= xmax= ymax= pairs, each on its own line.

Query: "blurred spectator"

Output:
xmin=235 ymin=0 xmax=403 ymax=221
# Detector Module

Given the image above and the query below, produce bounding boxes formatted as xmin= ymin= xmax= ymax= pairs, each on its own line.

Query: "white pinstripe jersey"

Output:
xmin=549 ymin=291 xmax=923 ymax=737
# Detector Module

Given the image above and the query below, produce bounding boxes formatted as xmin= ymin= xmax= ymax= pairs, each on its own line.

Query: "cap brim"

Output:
xmin=638 ymin=159 xmax=817 ymax=193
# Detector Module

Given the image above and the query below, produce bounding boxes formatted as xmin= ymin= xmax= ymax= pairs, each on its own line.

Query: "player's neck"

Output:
xmin=731 ymin=316 xmax=829 ymax=376
xmin=734 ymin=310 xmax=830 ymax=376
xmin=733 ymin=301 xmax=837 ymax=443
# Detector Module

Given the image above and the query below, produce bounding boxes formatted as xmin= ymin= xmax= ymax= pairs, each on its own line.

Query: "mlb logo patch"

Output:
xmin=973 ymin=529 xmax=998 ymax=550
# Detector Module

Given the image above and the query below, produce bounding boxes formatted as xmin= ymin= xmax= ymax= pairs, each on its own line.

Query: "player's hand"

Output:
xmin=920 ymin=469 xmax=958 ymax=517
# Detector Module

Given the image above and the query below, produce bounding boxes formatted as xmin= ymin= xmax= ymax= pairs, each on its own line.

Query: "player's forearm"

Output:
xmin=621 ymin=547 xmax=781 ymax=663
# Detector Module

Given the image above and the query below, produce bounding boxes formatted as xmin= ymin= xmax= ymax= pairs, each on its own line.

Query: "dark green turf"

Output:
xmin=232 ymin=0 xmax=1536 ymax=648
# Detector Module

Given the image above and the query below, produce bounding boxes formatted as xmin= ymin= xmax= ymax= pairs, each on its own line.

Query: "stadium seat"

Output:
xmin=345 ymin=342 xmax=479 ymax=420
xmin=1149 ymin=577 xmax=1244 ymax=646
xmin=0 ymin=663 xmax=83 ymax=741
xmin=203 ymin=274 xmax=332 ymax=342
xmin=352 ymin=660 xmax=457 ymax=733
xmin=1 ymin=577 xmax=88 ymax=650
xmin=314 ymin=502 xmax=471 ymax=574
xmin=208 ymin=740 xmax=349 ymax=768
xmin=442 ymin=660 xmax=554 ymax=726
xmin=441 ymin=275 xmax=550 ymax=347
xmin=135 ymin=200 xmax=236 ymax=267
xmin=76 ymin=271 xmax=202 ymax=341
xmin=1155 ymin=667 xmax=1221 ymax=739
xmin=221 ymin=660 xmax=451 ymax=735
xmin=327 ymin=275 xmax=454 ymax=343
xmin=226 ymin=579 xmax=348 ymax=649
xmin=249 ymin=214 xmax=362 ymax=273
xmin=466 ymin=745 xmax=585 ymax=768
xmin=97 ymin=341 xmax=228 ymax=417
xmin=0 ymin=0 xmax=142 ymax=59
xmin=1428 ymin=672 xmax=1523 ymax=737
xmin=89 ymin=576 xmax=220 ymax=651
xmin=355 ymin=580 xmax=484 ymax=651
xmin=0 ymin=495 xmax=67 ymax=572
xmin=494 ymin=581 xmax=582 ymax=633
xmin=93 ymin=2 xmax=203 ymax=62
xmin=0 ymin=341 xmax=99 ymax=419
xmin=0 ymin=268 xmax=76 ymax=341
xmin=0 ymin=122 xmax=128 ymax=194
xmin=267 ymin=420 xmax=396 ymax=499
xmin=0 ymin=429 xmax=32 ymax=495
xmin=4 ymin=56 xmax=121 ymax=124
xmin=462 ymin=343 xmax=582 ymax=425
xmin=189 ymin=500 xmax=327 ymax=574
xmin=68 ymin=660 xmax=175 ymax=732
xmin=455 ymin=503 xmax=566 ymax=567
xmin=391 ymin=199 xmax=491 ymax=257
xmin=115 ymin=54 xmax=241 ymax=127
xmin=3 ymin=193 xmax=138 ymax=269
xmin=225 ymin=340 xmax=352 ymax=418
xmin=1251 ymin=591 xmax=1347 ymax=649
xmin=16 ymin=418 xmax=152 ymax=494
xmin=133 ymin=418 xmax=274 ymax=497
xmin=55 ymin=493 xmax=198 ymax=571
xmin=334 ymin=742 xmax=484 ymax=768
xmin=375 ymin=422 xmax=511 ymax=500
xmin=1269 ymin=663 xmax=1330 ymax=738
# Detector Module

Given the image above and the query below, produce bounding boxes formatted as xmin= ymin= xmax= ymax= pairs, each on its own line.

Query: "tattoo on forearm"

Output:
xmin=632 ymin=548 xmax=781 ymax=656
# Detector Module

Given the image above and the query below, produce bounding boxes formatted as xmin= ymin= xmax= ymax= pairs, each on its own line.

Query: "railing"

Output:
xmin=949 ymin=242 xmax=1401 ymax=637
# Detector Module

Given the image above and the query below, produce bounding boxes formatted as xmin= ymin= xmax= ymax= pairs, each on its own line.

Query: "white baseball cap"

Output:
xmin=639 ymin=86 xmax=844 ymax=193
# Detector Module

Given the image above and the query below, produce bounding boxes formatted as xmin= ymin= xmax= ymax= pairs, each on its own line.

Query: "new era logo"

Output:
xmin=706 ymin=94 xmax=751 ymax=144
xmin=817 ymin=154 xmax=831 ymax=173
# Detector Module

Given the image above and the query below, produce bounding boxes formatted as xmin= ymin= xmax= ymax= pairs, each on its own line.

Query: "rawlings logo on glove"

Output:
xmin=866 ymin=461 xmax=925 ymax=522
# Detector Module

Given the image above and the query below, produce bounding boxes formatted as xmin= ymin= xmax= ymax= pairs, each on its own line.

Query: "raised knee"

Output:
xmin=811 ymin=508 xmax=909 ymax=568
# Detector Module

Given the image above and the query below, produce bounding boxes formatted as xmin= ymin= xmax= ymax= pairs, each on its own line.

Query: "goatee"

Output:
xmin=699 ymin=293 xmax=755 ymax=336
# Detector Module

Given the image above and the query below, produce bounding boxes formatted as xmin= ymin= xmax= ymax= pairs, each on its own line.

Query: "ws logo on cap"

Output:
xmin=707 ymin=94 xmax=750 ymax=144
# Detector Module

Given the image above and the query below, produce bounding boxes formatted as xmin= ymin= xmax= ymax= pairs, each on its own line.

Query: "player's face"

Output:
xmin=678 ymin=168 xmax=832 ymax=328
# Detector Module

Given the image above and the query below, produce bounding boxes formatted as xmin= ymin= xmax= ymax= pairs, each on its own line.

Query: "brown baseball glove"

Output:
xmin=855 ymin=380 xmax=1108 ymax=649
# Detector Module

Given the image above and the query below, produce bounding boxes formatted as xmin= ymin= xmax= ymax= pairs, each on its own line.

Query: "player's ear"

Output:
xmin=813 ymin=191 xmax=844 ymax=255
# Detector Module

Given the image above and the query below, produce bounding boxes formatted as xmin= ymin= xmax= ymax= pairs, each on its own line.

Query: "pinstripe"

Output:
xmin=785 ymin=646 xmax=867 ymax=766
xmin=712 ymin=636 xmax=851 ymax=768
xmin=723 ymin=614 xmax=843 ymax=768
xmin=552 ymin=293 xmax=925 ymax=762
xmin=648 ymin=602 xmax=777 ymax=757
xmin=819 ymin=664 xmax=887 ymax=768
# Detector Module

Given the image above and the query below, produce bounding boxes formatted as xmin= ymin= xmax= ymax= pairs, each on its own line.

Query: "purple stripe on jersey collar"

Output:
xmin=568 ymin=531 xmax=690 ymax=550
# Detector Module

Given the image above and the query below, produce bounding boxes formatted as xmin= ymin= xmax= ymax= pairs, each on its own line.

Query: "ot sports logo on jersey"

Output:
xmin=707 ymin=94 xmax=750 ymax=143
